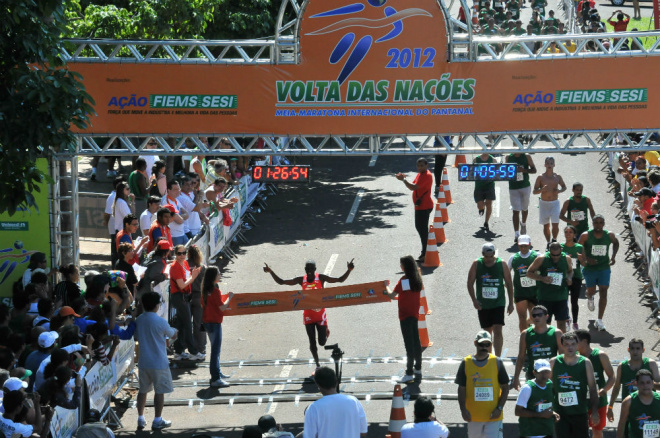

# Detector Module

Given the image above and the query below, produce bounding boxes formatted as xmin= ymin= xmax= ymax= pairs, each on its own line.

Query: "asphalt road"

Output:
xmin=107 ymin=144 xmax=659 ymax=438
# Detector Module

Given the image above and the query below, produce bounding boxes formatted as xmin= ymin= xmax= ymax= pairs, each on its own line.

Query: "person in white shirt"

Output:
xmin=139 ymin=140 xmax=160 ymax=181
xmin=140 ymin=196 xmax=162 ymax=236
xmin=303 ymin=367 xmax=367 ymax=438
xmin=177 ymin=175 xmax=206 ymax=238
xmin=401 ymin=396 xmax=449 ymax=438
xmin=104 ymin=176 xmax=126 ymax=265
xmin=160 ymin=180 xmax=188 ymax=246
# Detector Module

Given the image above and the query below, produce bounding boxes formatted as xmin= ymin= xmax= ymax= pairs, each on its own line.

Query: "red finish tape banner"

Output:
xmin=222 ymin=281 xmax=390 ymax=316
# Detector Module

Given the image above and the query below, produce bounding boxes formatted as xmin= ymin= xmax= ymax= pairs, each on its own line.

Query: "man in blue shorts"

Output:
xmin=578 ymin=215 xmax=618 ymax=331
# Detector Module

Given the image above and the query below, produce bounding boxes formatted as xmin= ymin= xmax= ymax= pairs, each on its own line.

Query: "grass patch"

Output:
xmin=601 ymin=16 xmax=658 ymax=48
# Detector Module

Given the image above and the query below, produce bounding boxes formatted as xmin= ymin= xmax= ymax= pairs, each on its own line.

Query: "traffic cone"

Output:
xmin=388 ymin=385 xmax=406 ymax=438
xmin=432 ymin=199 xmax=445 ymax=230
xmin=442 ymin=168 xmax=453 ymax=204
xmin=419 ymin=306 xmax=433 ymax=347
xmin=420 ymin=288 xmax=432 ymax=315
xmin=438 ymin=190 xmax=450 ymax=223
xmin=422 ymin=225 xmax=442 ymax=267
xmin=453 ymin=154 xmax=467 ymax=167
xmin=433 ymin=220 xmax=447 ymax=244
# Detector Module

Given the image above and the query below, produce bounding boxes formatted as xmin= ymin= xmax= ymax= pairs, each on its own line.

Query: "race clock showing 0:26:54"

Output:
xmin=251 ymin=165 xmax=311 ymax=183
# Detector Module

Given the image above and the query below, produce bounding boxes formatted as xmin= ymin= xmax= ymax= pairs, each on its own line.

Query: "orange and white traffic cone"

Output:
xmin=418 ymin=306 xmax=433 ymax=347
xmin=433 ymin=220 xmax=447 ymax=244
xmin=442 ymin=168 xmax=453 ymax=204
xmin=438 ymin=190 xmax=450 ymax=223
xmin=422 ymin=226 xmax=441 ymax=267
xmin=420 ymin=288 xmax=432 ymax=315
xmin=388 ymin=385 xmax=406 ymax=438
xmin=432 ymin=199 xmax=444 ymax=229
xmin=453 ymin=154 xmax=467 ymax=168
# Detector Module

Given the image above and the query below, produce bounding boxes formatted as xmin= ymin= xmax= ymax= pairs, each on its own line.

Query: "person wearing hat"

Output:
xmin=633 ymin=187 xmax=656 ymax=216
xmin=512 ymin=304 xmax=563 ymax=391
xmin=401 ymin=395 xmax=449 ymax=437
xmin=455 ymin=330 xmax=510 ymax=438
xmin=559 ymin=182 xmax=596 ymax=240
xmin=506 ymin=153 xmax=536 ymax=242
xmin=525 ymin=242 xmax=573 ymax=334
xmin=0 ymin=388 xmax=52 ymax=438
xmin=395 ymin=157 xmax=434 ymax=262
xmin=577 ymin=214 xmax=619 ymax=332
xmin=147 ymin=207 xmax=173 ymax=253
xmin=616 ymin=369 xmax=660 ymax=438
xmin=263 ymin=258 xmax=355 ymax=372
xmin=467 ymin=243 xmax=514 ymax=357
xmin=508 ymin=235 xmax=539 ymax=333
xmin=550 ymin=332 xmax=600 ymax=438
xmin=24 ymin=331 xmax=60 ymax=389
xmin=515 ymin=359 xmax=559 ymax=438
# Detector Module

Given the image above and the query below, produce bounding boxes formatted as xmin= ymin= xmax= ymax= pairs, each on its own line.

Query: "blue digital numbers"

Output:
xmin=457 ymin=164 xmax=521 ymax=181
xmin=459 ymin=165 xmax=469 ymax=180
xmin=386 ymin=47 xmax=435 ymax=68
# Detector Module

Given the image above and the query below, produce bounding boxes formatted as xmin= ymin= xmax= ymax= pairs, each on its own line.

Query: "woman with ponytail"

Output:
xmin=201 ymin=266 xmax=233 ymax=388
xmin=386 ymin=255 xmax=424 ymax=384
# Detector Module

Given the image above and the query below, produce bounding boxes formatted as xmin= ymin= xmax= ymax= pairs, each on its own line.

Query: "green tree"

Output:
xmin=1 ymin=0 xmax=94 ymax=215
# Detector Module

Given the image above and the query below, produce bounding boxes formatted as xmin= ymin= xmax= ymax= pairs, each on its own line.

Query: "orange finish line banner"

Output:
xmin=222 ymin=281 xmax=390 ymax=317
xmin=70 ymin=0 xmax=660 ymax=135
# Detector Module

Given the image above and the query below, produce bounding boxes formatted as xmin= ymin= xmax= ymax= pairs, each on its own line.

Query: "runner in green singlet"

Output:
xmin=508 ymin=234 xmax=539 ymax=332
xmin=561 ymin=225 xmax=585 ymax=331
xmin=608 ymin=338 xmax=660 ymax=426
xmin=617 ymin=369 xmax=660 ymax=438
xmin=506 ymin=153 xmax=536 ymax=242
xmin=515 ymin=358 xmax=559 ymax=438
xmin=473 ymin=153 xmax=497 ymax=231
xmin=576 ymin=329 xmax=615 ymax=438
xmin=560 ymin=182 xmax=596 ymax=239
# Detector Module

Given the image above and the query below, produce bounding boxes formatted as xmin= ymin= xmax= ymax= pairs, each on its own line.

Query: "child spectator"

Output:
xmin=54 ymin=264 xmax=82 ymax=307
xmin=40 ymin=365 xmax=82 ymax=410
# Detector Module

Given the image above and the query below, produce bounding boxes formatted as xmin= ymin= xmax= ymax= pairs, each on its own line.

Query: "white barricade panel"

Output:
xmin=49 ymin=406 xmax=79 ymax=438
xmin=85 ymin=360 xmax=117 ymax=413
xmin=113 ymin=339 xmax=136 ymax=380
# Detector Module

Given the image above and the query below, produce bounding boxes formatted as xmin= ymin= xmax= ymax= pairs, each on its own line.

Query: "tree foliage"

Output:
xmin=1 ymin=0 xmax=94 ymax=215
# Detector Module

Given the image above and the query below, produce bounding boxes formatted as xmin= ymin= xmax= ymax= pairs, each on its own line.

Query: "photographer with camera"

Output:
xmin=395 ymin=158 xmax=434 ymax=261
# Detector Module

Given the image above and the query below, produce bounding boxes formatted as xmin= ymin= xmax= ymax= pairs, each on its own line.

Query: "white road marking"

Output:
xmin=324 ymin=254 xmax=338 ymax=275
xmin=346 ymin=190 xmax=365 ymax=224
xmin=493 ymin=187 xmax=500 ymax=218
xmin=266 ymin=348 xmax=298 ymax=415
xmin=369 ymin=155 xmax=378 ymax=167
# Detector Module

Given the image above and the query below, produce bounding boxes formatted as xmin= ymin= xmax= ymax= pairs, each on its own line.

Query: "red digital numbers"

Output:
xmin=252 ymin=165 xmax=310 ymax=183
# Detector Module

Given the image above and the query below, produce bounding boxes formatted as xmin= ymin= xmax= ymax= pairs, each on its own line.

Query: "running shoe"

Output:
xmin=137 ymin=417 xmax=146 ymax=430
xmin=479 ymin=209 xmax=485 ymax=217
xmin=106 ymin=170 xmax=118 ymax=178
xmin=173 ymin=352 xmax=190 ymax=360
xmin=414 ymin=370 xmax=422 ymax=382
xmin=219 ymin=372 xmax=231 ymax=379
xmin=190 ymin=352 xmax=206 ymax=361
xmin=587 ymin=296 xmax=595 ymax=312
xmin=484 ymin=222 xmax=489 ymax=231
xmin=152 ymin=419 xmax=172 ymax=430
xmin=573 ymin=323 xmax=579 ymax=331
xmin=595 ymin=320 xmax=606 ymax=331
xmin=416 ymin=254 xmax=426 ymax=263
xmin=566 ymin=318 xmax=572 ymax=331
xmin=399 ymin=374 xmax=415 ymax=383
xmin=521 ymin=224 xmax=527 ymax=234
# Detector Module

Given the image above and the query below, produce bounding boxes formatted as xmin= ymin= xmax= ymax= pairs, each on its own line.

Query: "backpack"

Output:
xmin=148 ymin=178 xmax=161 ymax=197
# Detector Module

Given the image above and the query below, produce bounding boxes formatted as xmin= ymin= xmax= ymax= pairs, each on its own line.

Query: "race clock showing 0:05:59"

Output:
xmin=458 ymin=164 xmax=520 ymax=182
xmin=251 ymin=165 xmax=311 ymax=183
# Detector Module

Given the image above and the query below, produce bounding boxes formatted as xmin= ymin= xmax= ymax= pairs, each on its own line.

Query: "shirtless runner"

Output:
xmin=533 ymin=156 xmax=567 ymax=246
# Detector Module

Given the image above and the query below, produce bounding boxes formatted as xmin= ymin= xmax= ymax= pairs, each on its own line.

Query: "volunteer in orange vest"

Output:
xmin=385 ymin=255 xmax=424 ymax=384
xmin=263 ymin=259 xmax=355 ymax=372
xmin=147 ymin=206 xmax=173 ymax=253
xmin=456 ymin=330 xmax=511 ymax=438
xmin=395 ymin=157 xmax=434 ymax=262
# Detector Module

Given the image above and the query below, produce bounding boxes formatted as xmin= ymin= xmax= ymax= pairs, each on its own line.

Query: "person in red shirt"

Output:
xmin=607 ymin=10 xmax=630 ymax=32
xmin=116 ymin=214 xmax=148 ymax=263
xmin=263 ymin=259 xmax=355 ymax=372
xmin=385 ymin=255 xmax=424 ymax=383
xmin=147 ymin=207 xmax=173 ymax=252
xmin=396 ymin=158 xmax=434 ymax=262
xmin=169 ymin=244 xmax=202 ymax=361
xmin=201 ymin=266 xmax=234 ymax=388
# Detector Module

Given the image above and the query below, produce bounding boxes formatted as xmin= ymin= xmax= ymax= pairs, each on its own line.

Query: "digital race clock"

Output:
xmin=252 ymin=165 xmax=311 ymax=183
xmin=458 ymin=164 xmax=520 ymax=181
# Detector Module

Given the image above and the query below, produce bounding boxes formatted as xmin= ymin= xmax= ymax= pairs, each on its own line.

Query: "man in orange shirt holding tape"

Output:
xmin=263 ymin=259 xmax=355 ymax=373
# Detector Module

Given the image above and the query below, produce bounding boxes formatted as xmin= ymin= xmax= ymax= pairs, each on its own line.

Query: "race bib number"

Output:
xmin=558 ymin=391 xmax=578 ymax=407
xmin=537 ymin=402 xmax=553 ymax=412
xmin=548 ymin=272 xmax=563 ymax=286
xmin=571 ymin=211 xmax=585 ymax=221
xmin=644 ymin=423 xmax=660 ymax=438
xmin=517 ymin=171 xmax=524 ymax=181
xmin=474 ymin=387 xmax=494 ymax=401
xmin=591 ymin=245 xmax=607 ymax=256
xmin=520 ymin=276 xmax=536 ymax=288
xmin=482 ymin=287 xmax=498 ymax=299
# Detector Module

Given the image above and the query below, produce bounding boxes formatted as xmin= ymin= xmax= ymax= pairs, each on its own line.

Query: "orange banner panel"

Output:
xmin=70 ymin=0 xmax=660 ymax=135
xmin=222 ymin=281 xmax=390 ymax=316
